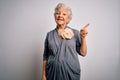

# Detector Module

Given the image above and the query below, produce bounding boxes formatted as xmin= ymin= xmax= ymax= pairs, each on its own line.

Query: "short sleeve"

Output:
xmin=75 ymin=31 xmax=81 ymax=55
xmin=43 ymin=33 xmax=49 ymax=61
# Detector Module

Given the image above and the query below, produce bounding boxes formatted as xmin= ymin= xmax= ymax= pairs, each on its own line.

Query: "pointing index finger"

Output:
xmin=83 ymin=23 xmax=90 ymax=29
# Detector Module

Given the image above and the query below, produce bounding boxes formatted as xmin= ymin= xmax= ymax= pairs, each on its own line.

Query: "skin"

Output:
xmin=41 ymin=7 xmax=89 ymax=80
xmin=54 ymin=8 xmax=71 ymax=39
xmin=80 ymin=23 xmax=89 ymax=56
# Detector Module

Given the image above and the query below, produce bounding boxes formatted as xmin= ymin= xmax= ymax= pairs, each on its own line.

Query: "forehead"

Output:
xmin=56 ymin=8 xmax=69 ymax=13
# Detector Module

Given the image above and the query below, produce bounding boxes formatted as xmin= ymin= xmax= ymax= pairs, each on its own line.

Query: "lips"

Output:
xmin=57 ymin=18 xmax=64 ymax=21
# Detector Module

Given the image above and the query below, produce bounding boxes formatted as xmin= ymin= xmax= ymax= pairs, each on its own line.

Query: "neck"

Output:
xmin=57 ymin=24 xmax=66 ymax=30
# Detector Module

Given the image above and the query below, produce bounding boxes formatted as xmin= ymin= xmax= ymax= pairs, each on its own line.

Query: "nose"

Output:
xmin=58 ymin=13 xmax=62 ymax=17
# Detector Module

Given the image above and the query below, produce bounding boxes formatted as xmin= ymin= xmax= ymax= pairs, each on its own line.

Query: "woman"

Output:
xmin=41 ymin=3 xmax=89 ymax=80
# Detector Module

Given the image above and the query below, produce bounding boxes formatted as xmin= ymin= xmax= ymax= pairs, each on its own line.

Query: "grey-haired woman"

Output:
xmin=41 ymin=3 xmax=89 ymax=80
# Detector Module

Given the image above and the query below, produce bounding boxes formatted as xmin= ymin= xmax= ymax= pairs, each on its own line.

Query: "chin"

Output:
xmin=57 ymin=23 xmax=64 ymax=25
xmin=56 ymin=22 xmax=65 ymax=25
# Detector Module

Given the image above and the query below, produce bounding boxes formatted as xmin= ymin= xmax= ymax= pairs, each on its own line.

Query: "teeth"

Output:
xmin=58 ymin=19 xmax=63 ymax=20
xmin=58 ymin=18 xmax=63 ymax=20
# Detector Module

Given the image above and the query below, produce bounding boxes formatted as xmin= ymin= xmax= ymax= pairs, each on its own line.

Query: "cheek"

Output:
xmin=55 ymin=17 xmax=58 ymax=22
xmin=65 ymin=16 xmax=70 ymax=22
xmin=54 ymin=15 xmax=57 ymax=20
xmin=54 ymin=15 xmax=57 ymax=19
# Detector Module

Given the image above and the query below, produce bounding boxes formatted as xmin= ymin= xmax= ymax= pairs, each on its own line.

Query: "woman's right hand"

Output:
xmin=41 ymin=75 xmax=46 ymax=80
xmin=41 ymin=60 xmax=47 ymax=80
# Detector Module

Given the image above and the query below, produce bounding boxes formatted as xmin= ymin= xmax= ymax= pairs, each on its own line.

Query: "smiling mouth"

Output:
xmin=57 ymin=18 xmax=64 ymax=21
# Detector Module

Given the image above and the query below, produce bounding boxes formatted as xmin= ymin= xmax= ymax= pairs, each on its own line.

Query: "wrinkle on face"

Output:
xmin=55 ymin=8 xmax=70 ymax=26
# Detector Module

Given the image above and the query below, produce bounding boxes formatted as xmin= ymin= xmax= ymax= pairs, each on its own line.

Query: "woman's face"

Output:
xmin=55 ymin=8 xmax=70 ymax=26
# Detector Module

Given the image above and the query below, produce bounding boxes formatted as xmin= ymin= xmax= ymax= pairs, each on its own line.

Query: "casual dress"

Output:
xmin=43 ymin=27 xmax=81 ymax=80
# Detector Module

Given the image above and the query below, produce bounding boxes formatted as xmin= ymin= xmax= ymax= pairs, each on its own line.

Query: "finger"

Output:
xmin=83 ymin=23 xmax=90 ymax=29
xmin=80 ymin=32 xmax=88 ymax=35
xmin=80 ymin=34 xmax=87 ymax=38
xmin=80 ymin=28 xmax=88 ymax=33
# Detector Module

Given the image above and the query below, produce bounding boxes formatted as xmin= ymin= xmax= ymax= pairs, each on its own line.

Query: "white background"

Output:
xmin=0 ymin=0 xmax=120 ymax=80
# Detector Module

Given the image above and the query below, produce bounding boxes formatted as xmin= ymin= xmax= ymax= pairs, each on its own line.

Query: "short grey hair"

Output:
xmin=54 ymin=3 xmax=72 ymax=23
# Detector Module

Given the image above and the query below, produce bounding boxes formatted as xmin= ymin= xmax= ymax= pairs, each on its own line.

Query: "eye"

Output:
xmin=55 ymin=12 xmax=60 ymax=15
xmin=56 ymin=13 xmax=59 ymax=14
xmin=63 ymin=13 xmax=67 ymax=16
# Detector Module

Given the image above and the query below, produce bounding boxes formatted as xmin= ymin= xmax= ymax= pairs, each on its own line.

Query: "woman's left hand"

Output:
xmin=80 ymin=23 xmax=90 ymax=39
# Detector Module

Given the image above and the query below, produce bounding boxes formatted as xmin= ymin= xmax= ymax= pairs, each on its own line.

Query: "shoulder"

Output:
xmin=68 ymin=27 xmax=81 ymax=43
xmin=68 ymin=27 xmax=80 ymax=36
xmin=45 ymin=28 xmax=56 ymax=38
xmin=47 ymin=28 xmax=56 ymax=34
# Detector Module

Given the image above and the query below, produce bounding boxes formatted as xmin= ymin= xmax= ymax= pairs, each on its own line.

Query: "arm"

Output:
xmin=80 ymin=23 xmax=89 ymax=56
xmin=41 ymin=60 xmax=47 ymax=80
xmin=41 ymin=33 xmax=49 ymax=80
xmin=80 ymin=38 xmax=87 ymax=56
